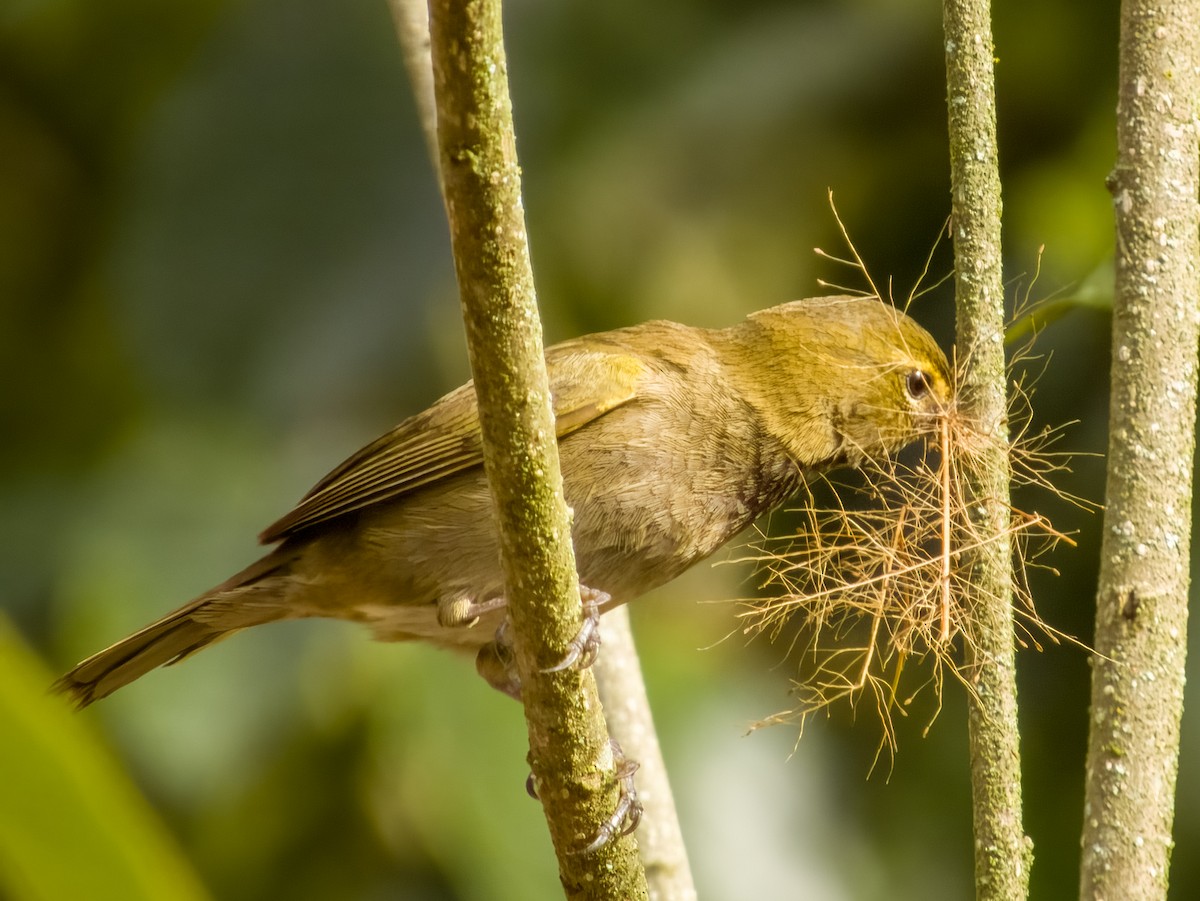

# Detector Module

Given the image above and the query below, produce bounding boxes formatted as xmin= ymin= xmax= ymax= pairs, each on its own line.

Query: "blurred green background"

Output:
xmin=1 ymin=0 xmax=1193 ymax=898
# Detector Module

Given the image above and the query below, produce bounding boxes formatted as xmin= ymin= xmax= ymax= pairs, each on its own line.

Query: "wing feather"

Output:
xmin=258 ymin=341 xmax=648 ymax=543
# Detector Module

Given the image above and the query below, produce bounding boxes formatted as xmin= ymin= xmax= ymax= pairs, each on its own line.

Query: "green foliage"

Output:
xmin=0 ymin=618 xmax=209 ymax=901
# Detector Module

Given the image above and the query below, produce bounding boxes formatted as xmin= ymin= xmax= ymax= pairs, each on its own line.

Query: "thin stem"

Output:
xmin=942 ymin=0 xmax=1032 ymax=897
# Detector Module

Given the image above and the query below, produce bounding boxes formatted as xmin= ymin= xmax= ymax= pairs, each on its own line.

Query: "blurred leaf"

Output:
xmin=1006 ymin=257 xmax=1113 ymax=345
xmin=0 ymin=617 xmax=210 ymax=901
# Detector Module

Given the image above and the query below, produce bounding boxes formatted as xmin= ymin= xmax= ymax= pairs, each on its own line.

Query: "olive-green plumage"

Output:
xmin=57 ymin=295 xmax=952 ymax=706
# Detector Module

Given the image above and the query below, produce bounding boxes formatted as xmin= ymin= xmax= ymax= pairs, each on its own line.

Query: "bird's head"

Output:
xmin=731 ymin=295 xmax=953 ymax=468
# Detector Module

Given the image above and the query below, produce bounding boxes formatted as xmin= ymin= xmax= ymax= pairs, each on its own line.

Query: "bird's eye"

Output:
xmin=905 ymin=369 xmax=932 ymax=401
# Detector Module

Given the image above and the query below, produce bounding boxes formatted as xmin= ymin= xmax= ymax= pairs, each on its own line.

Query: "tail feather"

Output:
xmin=55 ymin=549 xmax=297 ymax=708
xmin=54 ymin=603 xmax=233 ymax=707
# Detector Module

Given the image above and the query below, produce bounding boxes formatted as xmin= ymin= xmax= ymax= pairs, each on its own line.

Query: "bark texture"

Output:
xmin=1080 ymin=2 xmax=1200 ymax=898
xmin=942 ymin=1 xmax=1032 ymax=897
xmin=593 ymin=607 xmax=696 ymax=901
xmin=426 ymin=0 xmax=648 ymax=895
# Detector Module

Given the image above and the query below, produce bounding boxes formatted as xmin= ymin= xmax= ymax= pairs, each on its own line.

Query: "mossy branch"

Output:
xmin=1080 ymin=2 xmax=1200 ymax=897
xmin=423 ymin=0 xmax=648 ymax=896
xmin=942 ymin=1 xmax=1032 ymax=897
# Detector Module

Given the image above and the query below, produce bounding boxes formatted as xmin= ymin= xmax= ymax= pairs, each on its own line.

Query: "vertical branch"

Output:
xmin=424 ymin=0 xmax=647 ymax=896
xmin=942 ymin=1 xmax=1032 ymax=898
xmin=389 ymin=0 xmax=685 ymax=894
xmin=1080 ymin=2 xmax=1200 ymax=898
xmin=386 ymin=0 xmax=439 ymax=172
xmin=592 ymin=607 xmax=696 ymax=900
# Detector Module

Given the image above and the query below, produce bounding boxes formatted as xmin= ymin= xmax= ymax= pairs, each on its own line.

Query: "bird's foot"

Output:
xmin=437 ymin=593 xmax=506 ymax=628
xmin=524 ymin=739 xmax=642 ymax=855
xmin=582 ymin=740 xmax=642 ymax=855
xmin=475 ymin=622 xmax=521 ymax=700
xmin=542 ymin=585 xmax=608 ymax=674
xmin=472 ymin=586 xmax=609 ymax=698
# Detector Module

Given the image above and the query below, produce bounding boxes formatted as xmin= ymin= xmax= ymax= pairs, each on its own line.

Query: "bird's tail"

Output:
xmin=54 ymin=548 xmax=298 ymax=708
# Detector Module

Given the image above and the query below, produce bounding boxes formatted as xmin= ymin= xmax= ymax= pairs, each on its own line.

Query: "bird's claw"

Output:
xmin=476 ymin=620 xmax=522 ymax=699
xmin=543 ymin=586 xmax=609 ymax=674
xmin=474 ymin=585 xmax=608 ymax=696
xmin=582 ymin=740 xmax=642 ymax=855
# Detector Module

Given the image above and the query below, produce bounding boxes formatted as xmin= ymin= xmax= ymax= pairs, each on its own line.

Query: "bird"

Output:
xmin=56 ymin=294 xmax=952 ymax=707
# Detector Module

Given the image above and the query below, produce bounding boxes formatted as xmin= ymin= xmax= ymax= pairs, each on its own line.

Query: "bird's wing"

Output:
xmin=257 ymin=339 xmax=649 ymax=543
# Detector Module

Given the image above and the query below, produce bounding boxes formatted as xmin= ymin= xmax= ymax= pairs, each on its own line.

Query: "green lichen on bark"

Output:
xmin=942 ymin=1 xmax=1033 ymax=898
xmin=426 ymin=0 xmax=648 ymax=896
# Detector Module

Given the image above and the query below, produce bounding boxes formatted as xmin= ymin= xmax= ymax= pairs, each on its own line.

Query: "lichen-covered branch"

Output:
xmin=424 ymin=0 xmax=647 ymax=896
xmin=942 ymin=1 xmax=1032 ymax=897
xmin=1080 ymin=2 xmax=1200 ymax=898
